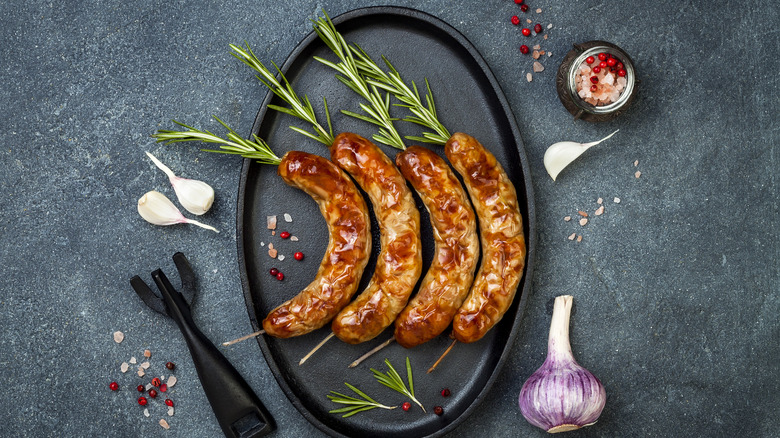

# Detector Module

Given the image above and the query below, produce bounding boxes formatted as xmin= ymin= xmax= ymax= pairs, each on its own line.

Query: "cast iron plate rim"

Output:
xmin=236 ymin=6 xmax=537 ymax=438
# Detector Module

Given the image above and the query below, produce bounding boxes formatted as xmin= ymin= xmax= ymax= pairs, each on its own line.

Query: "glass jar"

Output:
xmin=555 ymin=41 xmax=637 ymax=122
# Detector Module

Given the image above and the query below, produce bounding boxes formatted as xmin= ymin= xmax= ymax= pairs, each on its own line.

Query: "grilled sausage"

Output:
xmin=445 ymin=133 xmax=526 ymax=344
xmin=262 ymin=151 xmax=372 ymax=338
xmin=329 ymin=133 xmax=423 ymax=344
xmin=393 ymin=146 xmax=480 ymax=349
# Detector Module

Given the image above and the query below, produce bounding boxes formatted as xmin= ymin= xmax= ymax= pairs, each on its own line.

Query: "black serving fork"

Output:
xmin=130 ymin=252 xmax=274 ymax=437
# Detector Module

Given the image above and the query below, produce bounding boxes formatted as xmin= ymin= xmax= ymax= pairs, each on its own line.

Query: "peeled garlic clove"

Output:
xmin=137 ymin=190 xmax=219 ymax=233
xmin=543 ymin=130 xmax=619 ymax=181
xmin=146 ymin=152 xmax=215 ymax=215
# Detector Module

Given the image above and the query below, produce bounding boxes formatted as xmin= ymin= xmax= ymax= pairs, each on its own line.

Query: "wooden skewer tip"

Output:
xmin=299 ymin=332 xmax=336 ymax=366
xmin=427 ymin=339 xmax=458 ymax=373
xmin=348 ymin=337 xmax=395 ymax=368
xmin=222 ymin=329 xmax=265 ymax=346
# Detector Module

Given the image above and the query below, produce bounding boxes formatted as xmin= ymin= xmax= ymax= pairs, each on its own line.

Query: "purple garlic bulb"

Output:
xmin=519 ymin=295 xmax=606 ymax=433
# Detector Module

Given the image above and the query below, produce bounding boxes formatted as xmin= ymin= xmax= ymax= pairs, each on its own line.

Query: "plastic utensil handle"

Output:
xmin=153 ymin=270 xmax=275 ymax=437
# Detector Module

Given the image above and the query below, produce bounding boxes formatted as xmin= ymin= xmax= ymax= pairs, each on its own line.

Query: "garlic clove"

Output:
xmin=543 ymin=130 xmax=619 ymax=181
xmin=172 ymin=177 xmax=215 ymax=216
xmin=518 ymin=295 xmax=606 ymax=433
xmin=146 ymin=152 xmax=215 ymax=215
xmin=137 ymin=190 xmax=219 ymax=233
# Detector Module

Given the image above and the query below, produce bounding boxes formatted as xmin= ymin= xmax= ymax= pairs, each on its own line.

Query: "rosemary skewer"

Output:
xmin=154 ymin=117 xmax=281 ymax=165
xmin=349 ymin=45 xmax=451 ymax=145
xmin=311 ymin=12 xmax=406 ymax=151
xmin=229 ymin=42 xmax=335 ymax=146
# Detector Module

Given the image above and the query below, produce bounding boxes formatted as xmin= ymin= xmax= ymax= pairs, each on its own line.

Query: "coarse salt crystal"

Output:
xmin=634 ymin=160 xmax=639 ymax=167
xmin=113 ymin=331 xmax=124 ymax=343
xmin=533 ymin=62 xmax=544 ymax=73
xmin=137 ymin=368 xmax=145 ymax=377
xmin=547 ymin=51 xmax=552 ymax=57
xmin=533 ymin=45 xmax=541 ymax=50
xmin=144 ymin=408 xmax=150 ymax=418
xmin=144 ymin=349 xmax=151 ymax=358
xmin=168 ymin=406 xmax=175 ymax=416
xmin=284 ymin=213 xmax=292 ymax=222
xmin=579 ymin=218 xmax=588 ymax=226
xmin=568 ymin=233 xmax=576 ymax=241
xmin=290 ymin=236 xmax=299 ymax=242
xmin=141 ymin=361 xmax=150 ymax=370
xmin=159 ymin=419 xmax=170 ymax=430
xmin=267 ymin=215 xmax=277 ymax=230
xmin=577 ymin=235 xmax=583 ymax=242
xmin=564 ymin=216 xmax=571 ymax=222
xmin=543 ymin=34 xmax=548 ymax=40
xmin=146 ymin=383 xmax=154 ymax=391
xmin=595 ymin=206 xmax=605 ymax=216
xmin=526 ymin=73 xmax=533 ymax=82
xmin=167 ymin=376 xmax=177 ymax=387
xmin=260 ymin=242 xmax=265 ymax=247
xmin=526 ymin=18 xmax=532 ymax=24
xmin=635 ymin=171 xmax=642 ymax=178
xmin=268 ymin=248 xmax=278 ymax=258
xmin=614 ymin=197 xmax=621 ymax=203
xmin=278 ymin=255 xmax=285 ymax=261
xmin=129 ymin=357 xmax=137 ymax=364
xmin=536 ymin=8 xmax=542 ymax=13
xmin=597 ymin=197 xmax=603 ymax=204
xmin=120 ymin=362 xmax=129 ymax=373
xmin=547 ymin=23 xmax=553 ymax=29
xmin=533 ymin=50 xmax=540 ymax=59
xmin=578 ymin=210 xmax=588 ymax=217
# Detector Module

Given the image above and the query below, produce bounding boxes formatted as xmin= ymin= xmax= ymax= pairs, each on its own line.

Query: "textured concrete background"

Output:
xmin=1 ymin=0 xmax=777 ymax=437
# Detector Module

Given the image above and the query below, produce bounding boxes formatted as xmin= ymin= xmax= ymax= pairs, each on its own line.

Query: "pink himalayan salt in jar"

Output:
xmin=556 ymin=41 xmax=637 ymax=122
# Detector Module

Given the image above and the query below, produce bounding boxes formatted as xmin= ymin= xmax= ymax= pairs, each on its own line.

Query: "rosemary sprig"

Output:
xmin=311 ymin=11 xmax=406 ymax=150
xmin=352 ymin=46 xmax=451 ymax=145
xmin=153 ymin=117 xmax=282 ymax=165
xmin=327 ymin=383 xmax=397 ymax=418
xmin=229 ymin=42 xmax=335 ymax=146
xmin=371 ymin=357 xmax=426 ymax=413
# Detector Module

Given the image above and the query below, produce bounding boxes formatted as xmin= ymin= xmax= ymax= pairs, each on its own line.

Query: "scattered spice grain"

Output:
xmin=113 ymin=331 xmax=125 ymax=343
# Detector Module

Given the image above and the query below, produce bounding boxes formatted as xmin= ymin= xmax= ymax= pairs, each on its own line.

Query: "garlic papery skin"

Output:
xmin=146 ymin=152 xmax=215 ymax=215
xmin=137 ymin=190 xmax=219 ymax=233
xmin=518 ymin=295 xmax=606 ymax=433
xmin=543 ymin=130 xmax=619 ymax=181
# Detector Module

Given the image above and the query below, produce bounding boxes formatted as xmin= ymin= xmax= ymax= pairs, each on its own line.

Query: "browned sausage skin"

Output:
xmin=445 ymin=133 xmax=526 ymax=344
xmin=393 ymin=146 xmax=480 ymax=349
xmin=262 ymin=151 xmax=372 ymax=338
xmin=328 ymin=133 xmax=423 ymax=344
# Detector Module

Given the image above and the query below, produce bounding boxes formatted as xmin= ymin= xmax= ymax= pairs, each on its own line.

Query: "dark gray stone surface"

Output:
xmin=1 ymin=0 xmax=777 ymax=437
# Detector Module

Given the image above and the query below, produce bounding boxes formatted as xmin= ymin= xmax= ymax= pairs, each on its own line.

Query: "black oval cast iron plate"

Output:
xmin=237 ymin=7 xmax=536 ymax=438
